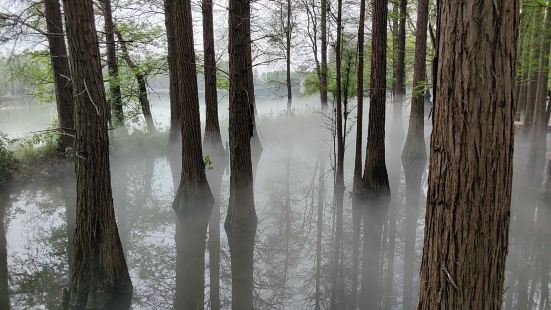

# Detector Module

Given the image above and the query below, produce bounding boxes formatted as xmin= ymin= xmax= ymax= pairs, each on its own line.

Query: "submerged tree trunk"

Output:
xmin=44 ymin=0 xmax=75 ymax=153
xmin=319 ymin=0 xmax=328 ymax=110
xmin=102 ymin=0 xmax=124 ymax=126
xmin=225 ymin=0 xmax=258 ymax=308
xmin=165 ymin=0 xmax=215 ymax=307
xmin=400 ymin=0 xmax=429 ymax=306
xmin=115 ymin=30 xmax=156 ymax=133
xmin=360 ymin=0 xmax=390 ymax=307
xmin=351 ymin=0 xmax=366 ymax=306
xmin=417 ymin=0 xmax=519 ymax=308
xmin=62 ymin=0 xmax=132 ymax=306
xmin=330 ymin=0 xmax=344 ymax=307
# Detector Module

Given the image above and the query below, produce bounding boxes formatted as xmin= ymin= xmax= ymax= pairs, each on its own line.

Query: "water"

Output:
xmin=0 ymin=94 xmax=548 ymax=309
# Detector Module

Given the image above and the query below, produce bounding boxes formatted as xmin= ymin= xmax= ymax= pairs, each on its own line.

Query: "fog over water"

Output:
xmin=0 ymin=92 xmax=549 ymax=309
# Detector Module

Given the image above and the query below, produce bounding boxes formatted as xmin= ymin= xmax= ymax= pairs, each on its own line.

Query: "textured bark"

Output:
xmin=401 ymin=0 xmax=429 ymax=306
xmin=394 ymin=0 xmax=406 ymax=97
xmin=351 ymin=0 xmax=366 ymax=307
xmin=224 ymin=0 xmax=258 ymax=308
xmin=527 ymin=6 xmax=551 ymax=184
xmin=165 ymin=0 xmax=215 ymax=307
xmin=523 ymin=8 xmax=544 ymax=135
xmin=319 ymin=0 xmax=328 ymax=109
xmin=417 ymin=0 xmax=519 ymax=308
xmin=330 ymin=0 xmax=344 ymax=306
xmin=0 ymin=188 xmax=9 ymax=309
xmin=102 ymin=0 xmax=124 ymax=126
xmin=44 ymin=0 xmax=75 ymax=152
xmin=286 ymin=0 xmax=292 ymax=108
xmin=62 ymin=0 xmax=132 ymax=306
xmin=115 ymin=31 xmax=156 ymax=133
xmin=360 ymin=0 xmax=390 ymax=308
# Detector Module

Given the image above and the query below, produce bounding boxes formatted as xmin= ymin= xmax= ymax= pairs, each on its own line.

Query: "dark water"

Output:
xmin=0 ymin=96 xmax=549 ymax=309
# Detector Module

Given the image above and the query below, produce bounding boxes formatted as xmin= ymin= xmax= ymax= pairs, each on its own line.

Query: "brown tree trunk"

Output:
xmin=44 ymin=0 xmax=75 ymax=153
xmin=102 ymin=0 xmax=124 ymax=126
xmin=360 ymin=0 xmax=391 ymax=307
xmin=164 ymin=0 xmax=215 ymax=307
xmin=115 ymin=30 xmax=156 ymax=133
xmin=62 ymin=0 xmax=132 ymax=306
xmin=392 ymin=0 xmax=407 ymax=134
xmin=351 ymin=0 xmax=366 ymax=307
xmin=225 ymin=0 xmax=258 ymax=307
xmin=319 ymin=0 xmax=328 ymax=110
xmin=527 ymin=6 xmax=551 ymax=184
xmin=330 ymin=0 xmax=345 ymax=306
xmin=417 ymin=0 xmax=519 ymax=308
xmin=400 ymin=0 xmax=429 ymax=306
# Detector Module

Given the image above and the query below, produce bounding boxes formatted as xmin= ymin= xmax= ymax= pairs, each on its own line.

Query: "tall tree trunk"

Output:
xmin=225 ymin=0 xmax=258 ymax=308
xmin=351 ymin=0 xmax=366 ymax=307
xmin=523 ymin=8 xmax=544 ymax=136
xmin=527 ymin=6 xmax=551 ymax=184
xmin=115 ymin=30 xmax=156 ymax=133
xmin=44 ymin=0 xmax=75 ymax=153
xmin=165 ymin=0 xmax=215 ymax=307
xmin=360 ymin=0 xmax=390 ymax=307
xmin=103 ymin=0 xmax=124 ymax=126
xmin=400 ymin=0 xmax=429 ymax=306
xmin=286 ymin=0 xmax=292 ymax=109
xmin=201 ymin=1 xmax=225 ymax=309
xmin=62 ymin=0 xmax=132 ymax=306
xmin=319 ymin=0 xmax=328 ymax=109
xmin=330 ymin=0 xmax=344 ymax=306
xmin=392 ymin=0 xmax=407 ymax=135
xmin=417 ymin=0 xmax=519 ymax=308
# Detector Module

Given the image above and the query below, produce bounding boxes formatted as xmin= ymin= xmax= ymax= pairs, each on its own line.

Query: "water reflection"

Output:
xmin=0 ymin=99 xmax=549 ymax=309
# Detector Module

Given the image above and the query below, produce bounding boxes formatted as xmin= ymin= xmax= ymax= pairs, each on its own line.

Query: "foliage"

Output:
xmin=6 ymin=51 xmax=55 ymax=103
xmin=0 ymin=133 xmax=16 ymax=184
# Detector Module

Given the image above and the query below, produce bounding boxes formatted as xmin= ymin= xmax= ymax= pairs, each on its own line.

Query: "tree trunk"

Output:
xmin=62 ymin=0 xmax=132 ymax=306
xmin=115 ymin=30 xmax=156 ymax=133
xmin=527 ymin=6 xmax=551 ymax=184
xmin=44 ymin=0 xmax=75 ymax=153
xmin=400 ymin=0 xmax=429 ymax=306
xmin=103 ymin=0 xmax=124 ymax=126
xmin=165 ymin=0 xmax=215 ymax=307
xmin=351 ymin=0 xmax=366 ymax=307
xmin=417 ymin=0 xmax=519 ymax=308
xmin=392 ymin=0 xmax=407 ymax=134
xmin=225 ymin=0 xmax=258 ymax=307
xmin=360 ymin=0 xmax=391 ymax=307
xmin=330 ymin=0 xmax=345 ymax=306
xmin=319 ymin=0 xmax=328 ymax=109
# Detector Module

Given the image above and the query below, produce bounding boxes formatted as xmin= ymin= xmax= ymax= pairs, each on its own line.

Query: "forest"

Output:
xmin=0 ymin=0 xmax=549 ymax=309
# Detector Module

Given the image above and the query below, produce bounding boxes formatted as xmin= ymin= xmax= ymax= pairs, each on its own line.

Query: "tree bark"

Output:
xmin=102 ymin=0 xmax=124 ymax=126
xmin=62 ymin=0 xmax=132 ymax=306
xmin=225 ymin=0 xmax=258 ymax=308
xmin=164 ymin=0 xmax=215 ymax=307
xmin=417 ymin=0 xmax=519 ymax=308
xmin=286 ymin=0 xmax=292 ymax=108
xmin=115 ymin=30 xmax=156 ymax=133
xmin=44 ymin=0 xmax=75 ymax=153
xmin=351 ymin=0 xmax=366 ymax=307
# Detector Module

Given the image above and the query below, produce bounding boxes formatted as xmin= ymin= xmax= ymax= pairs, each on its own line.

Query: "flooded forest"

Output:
xmin=0 ymin=0 xmax=549 ymax=309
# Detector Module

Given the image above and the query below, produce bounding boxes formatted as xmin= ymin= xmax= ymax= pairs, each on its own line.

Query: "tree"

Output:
xmin=44 ymin=0 xmax=74 ymax=153
xmin=417 ymin=0 xmax=519 ymax=308
xmin=102 ymin=0 xmax=124 ymax=126
xmin=164 ymin=0 xmax=215 ymax=307
xmin=201 ymin=0 xmax=226 ymax=307
xmin=400 ymin=0 xmax=429 ymax=306
xmin=351 ymin=0 xmax=366 ymax=306
xmin=115 ymin=30 xmax=156 ymax=133
xmin=61 ymin=0 xmax=132 ymax=306
xmin=392 ymin=0 xmax=406 ymax=131
xmin=360 ymin=0 xmax=390 ymax=307
xmin=225 ymin=0 xmax=258 ymax=308
xmin=320 ymin=0 xmax=328 ymax=109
